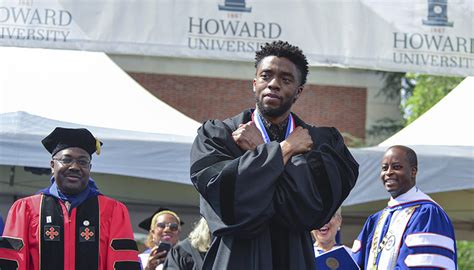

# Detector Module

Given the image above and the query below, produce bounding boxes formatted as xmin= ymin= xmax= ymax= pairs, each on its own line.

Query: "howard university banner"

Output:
xmin=0 ymin=0 xmax=472 ymax=76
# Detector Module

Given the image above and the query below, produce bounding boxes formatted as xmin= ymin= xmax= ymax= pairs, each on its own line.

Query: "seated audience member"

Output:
xmin=164 ymin=217 xmax=211 ymax=270
xmin=352 ymin=145 xmax=457 ymax=269
xmin=138 ymin=208 xmax=183 ymax=270
xmin=311 ymin=208 xmax=351 ymax=256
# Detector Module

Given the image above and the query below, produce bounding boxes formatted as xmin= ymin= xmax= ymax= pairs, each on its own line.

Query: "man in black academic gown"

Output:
xmin=190 ymin=40 xmax=359 ymax=270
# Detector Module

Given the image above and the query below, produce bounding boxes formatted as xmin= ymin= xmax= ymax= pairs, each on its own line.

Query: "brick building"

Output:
xmin=111 ymin=55 xmax=401 ymax=146
xmin=107 ymin=54 xmax=403 ymax=242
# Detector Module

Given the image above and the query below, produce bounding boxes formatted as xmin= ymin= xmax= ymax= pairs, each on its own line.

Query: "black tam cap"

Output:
xmin=42 ymin=127 xmax=103 ymax=157
xmin=138 ymin=207 xmax=184 ymax=231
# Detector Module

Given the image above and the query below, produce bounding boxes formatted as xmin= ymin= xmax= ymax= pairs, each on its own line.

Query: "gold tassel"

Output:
xmin=95 ymin=137 xmax=101 ymax=155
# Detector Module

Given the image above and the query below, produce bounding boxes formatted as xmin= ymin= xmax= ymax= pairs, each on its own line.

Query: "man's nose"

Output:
xmin=69 ymin=161 xmax=82 ymax=170
xmin=268 ymin=77 xmax=280 ymax=90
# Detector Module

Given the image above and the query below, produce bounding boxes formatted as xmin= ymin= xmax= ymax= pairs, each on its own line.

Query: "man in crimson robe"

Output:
xmin=0 ymin=127 xmax=140 ymax=270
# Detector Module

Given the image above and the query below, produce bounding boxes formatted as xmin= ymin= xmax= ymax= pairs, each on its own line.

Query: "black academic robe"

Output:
xmin=163 ymin=239 xmax=205 ymax=270
xmin=190 ymin=109 xmax=359 ymax=270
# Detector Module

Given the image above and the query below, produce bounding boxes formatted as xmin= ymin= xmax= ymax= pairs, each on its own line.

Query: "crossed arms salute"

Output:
xmin=232 ymin=121 xmax=313 ymax=165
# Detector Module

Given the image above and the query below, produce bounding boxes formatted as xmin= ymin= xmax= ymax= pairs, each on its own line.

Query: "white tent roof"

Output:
xmin=345 ymin=77 xmax=474 ymax=225
xmin=0 ymin=46 xmax=200 ymax=137
xmin=347 ymin=145 xmax=473 ymax=205
xmin=380 ymin=77 xmax=474 ymax=147
xmin=0 ymin=46 xmax=201 ymax=184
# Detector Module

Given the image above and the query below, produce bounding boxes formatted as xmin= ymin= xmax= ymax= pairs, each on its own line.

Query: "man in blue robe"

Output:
xmin=352 ymin=145 xmax=457 ymax=269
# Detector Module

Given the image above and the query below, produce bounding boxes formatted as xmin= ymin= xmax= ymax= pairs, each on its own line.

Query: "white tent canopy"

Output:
xmin=0 ymin=46 xmax=200 ymax=137
xmin=380 ymin=77 xmax=474 ymax=147
xmin=0 ymin=46 xmax=201 ymax=184
xmin=347 ymin=145 xmax=473 ymax=205
xmin=345 ymin=77 xmax=474 ymax=230
xmin=0 ymin=47 xmax=204 ymax=233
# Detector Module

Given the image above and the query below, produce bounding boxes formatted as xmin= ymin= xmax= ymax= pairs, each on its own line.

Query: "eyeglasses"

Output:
xmin=156 ymin=222 xmax=179 ymax=232
xmin=53 ymin=158 xmax=91 ymax=168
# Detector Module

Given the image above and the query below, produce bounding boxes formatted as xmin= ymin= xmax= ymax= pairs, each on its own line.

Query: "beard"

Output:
xmin=256 ymin=95 xmax=294 ymax=118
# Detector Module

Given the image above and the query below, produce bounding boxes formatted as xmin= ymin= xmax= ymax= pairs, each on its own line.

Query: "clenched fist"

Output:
xmin=280 ymin=126 xmax=313 ymax=164
xmin=232 ymin=121 xmax=265 ymax=151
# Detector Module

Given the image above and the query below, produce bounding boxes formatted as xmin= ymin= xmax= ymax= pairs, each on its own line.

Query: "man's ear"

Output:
xmin=252 ymin=79 xmax=256 ymax=92
xmin=50 ymin=160 xmax=55 ymax=174
xmin=411 ymin=166 xmax=418 ymax=178
xmin=293 ymin=86 xmax=304 ymax=103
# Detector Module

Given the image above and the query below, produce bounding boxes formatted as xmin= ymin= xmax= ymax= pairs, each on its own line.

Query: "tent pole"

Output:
xmin=9 ymin=166 xmax=15 ymax=186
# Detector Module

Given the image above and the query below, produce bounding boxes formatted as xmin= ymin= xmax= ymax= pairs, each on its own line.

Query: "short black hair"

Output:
xmin=255 ymin=40 xmax=309 ymax=86
xmin=388 ymin=145 xmax=418 ymax=167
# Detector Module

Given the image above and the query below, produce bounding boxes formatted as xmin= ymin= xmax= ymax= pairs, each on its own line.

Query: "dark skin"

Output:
xmin=380 ymin=147 xmax=417 ymax=198
xmin=50 ymin=147 xmax=91 ymax=195
xmin=232 ymin=56 xmax=313 ymax=165
xmin=145 ymin=214 xmax=181 ymax=270
xmin=144 ymin=246 xmax=168 ymax=270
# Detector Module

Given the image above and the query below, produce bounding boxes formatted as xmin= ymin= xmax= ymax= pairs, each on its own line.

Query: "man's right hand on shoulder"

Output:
xmin=232 ymin=121 xmax=265 ymax=151
xmin=280 ymin=126 xmax=313 ymax=165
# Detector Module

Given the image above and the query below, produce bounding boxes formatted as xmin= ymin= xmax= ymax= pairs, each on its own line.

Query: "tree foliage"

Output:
xmin=367 ymin=72 xmax=464 ymax=146
xmin=403 ymin=74 xmax=465 ymax=124
xmin=377 ymin=72 xmax=415 ymax=101
xmin=457 ymin=240 xmax=474 ymax=270
xmin=367 ymin=117 xmax=404 ymax=139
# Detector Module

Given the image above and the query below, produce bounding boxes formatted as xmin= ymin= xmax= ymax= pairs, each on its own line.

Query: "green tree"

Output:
xmin=402 ymin=74 xmax=465 ymax=124
xmin=457 ymin=240 xmax=474 ymax=270
xmin=366 ymin=72 xmax=412 ymax=145
xmin=377 ymin=72 xmax=415 ymax=101
xmin=368 ymin=72 xmax=464 ymax=146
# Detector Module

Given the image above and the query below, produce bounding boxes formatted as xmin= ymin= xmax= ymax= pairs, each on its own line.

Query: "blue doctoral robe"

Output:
xmin=352 ymin=187 xmax=457 ymax=270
